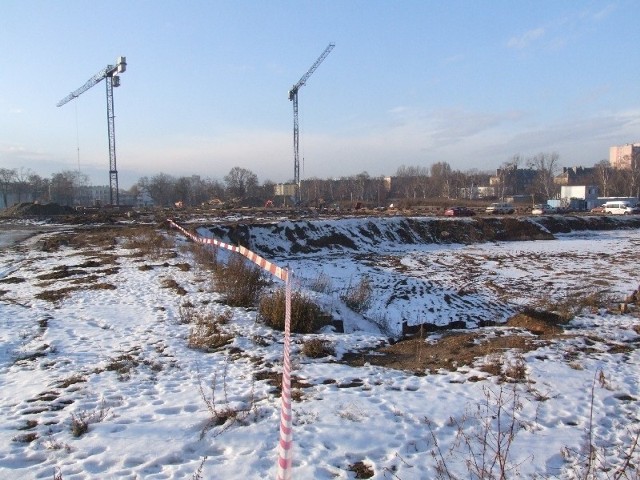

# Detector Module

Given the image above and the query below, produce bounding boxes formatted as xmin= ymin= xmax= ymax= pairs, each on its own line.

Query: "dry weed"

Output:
xmin=340 ymin=276 xmax=372 ymax=313
xmin=70 ymin=400 xmax=110 ymax=437
xmin=212 ymin=255 xmax=264 ymax=307
xmin=258 ymin=288 xmax=329 ymax=333
xmin=198 ymin=363 xmax=258 ymax=439
xmin=301 ymin=338 xmax=335 ymax=358
xmin=187 ymin=310 xmax=233 ymax=352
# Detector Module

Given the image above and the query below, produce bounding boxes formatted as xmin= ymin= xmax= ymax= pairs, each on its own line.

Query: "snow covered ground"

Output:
xmin=0 ymin=220 xmax=638 ymax=479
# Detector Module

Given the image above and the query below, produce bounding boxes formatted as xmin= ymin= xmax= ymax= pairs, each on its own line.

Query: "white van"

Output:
xmin=603 ymin=201 xmax=640 ymax=215
xmin=485 ymin=202 xmax=514 ymax=214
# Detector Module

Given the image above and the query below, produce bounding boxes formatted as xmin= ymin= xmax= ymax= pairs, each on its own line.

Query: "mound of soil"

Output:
xmin=506 ymin=309 xmax=567 ymax=335
xmin=1 ymin=202 xmax=76 ymax=218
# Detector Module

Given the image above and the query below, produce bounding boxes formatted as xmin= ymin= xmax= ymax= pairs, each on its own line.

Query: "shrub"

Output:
xmin=213 ymin=255 xmax=265 ymax=307
xmin=301 ymin=338 xmax=335 ymax=358
xmin=69 ymin=401 xmax=110 ymax=437
xmin=340 ymin=276 xmax=373 ymax=313
xmin=308 ymin=272 xmax=332 ymax=293
xmin=258 ymin=289 xmax=329 ymax=334
xmin=504 ymin=353 xmax=527 ymax=382
xmin=187 ymin=310 xmax=233 ymax=352
xmin=186 ymin=243 xmax=219 ymax=271
xmin=427 ymin=384 xmax=529 ymax=480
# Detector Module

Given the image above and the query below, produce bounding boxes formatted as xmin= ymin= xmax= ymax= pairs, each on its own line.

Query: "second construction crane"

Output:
xmin=57 ymin=56 xmax=127 ymax=206
xmin=288 ymin=43 xmax=334 ymax=202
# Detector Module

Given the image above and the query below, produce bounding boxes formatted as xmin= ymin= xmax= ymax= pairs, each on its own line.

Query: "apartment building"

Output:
xmin=609 ymin=143 xmax=640 ymax=170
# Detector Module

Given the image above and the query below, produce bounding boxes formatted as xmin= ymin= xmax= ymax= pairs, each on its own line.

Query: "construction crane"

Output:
xmin=57 ymin=56 xmax=127 ymax=206
xmin=288 ymin=43 xmax=334 ymax=203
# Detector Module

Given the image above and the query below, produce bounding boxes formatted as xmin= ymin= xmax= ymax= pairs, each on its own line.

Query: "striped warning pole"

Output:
xmin=276 ymin=275 xmax=293 ymax=479
xmin=167 ymin=220 xmax=294 ymax=478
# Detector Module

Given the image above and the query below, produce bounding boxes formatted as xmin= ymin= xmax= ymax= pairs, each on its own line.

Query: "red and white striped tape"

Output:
xmin=167 ymin=220 xmax=288 ymax=282
xmin=167 ymin=220 xmax=294 ymax=478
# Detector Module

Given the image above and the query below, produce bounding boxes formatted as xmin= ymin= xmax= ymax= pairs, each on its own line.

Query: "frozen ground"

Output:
xmin=0 ymin=220 xmax=638 ymax=479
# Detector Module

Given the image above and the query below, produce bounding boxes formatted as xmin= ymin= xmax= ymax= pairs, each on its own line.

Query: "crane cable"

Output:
xmin=75 ymin=103 xmax=81 ymax=172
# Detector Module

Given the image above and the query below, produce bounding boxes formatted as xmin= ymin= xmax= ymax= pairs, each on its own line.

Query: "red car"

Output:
xmin=444 ymin=206 xmax=476 ymax=217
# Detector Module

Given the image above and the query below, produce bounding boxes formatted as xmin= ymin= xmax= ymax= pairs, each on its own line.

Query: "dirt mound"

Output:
xmin=506 ymin=309 xmax=567 ymax=335
xmin=1 ymin=202 xmax=76 ymax=218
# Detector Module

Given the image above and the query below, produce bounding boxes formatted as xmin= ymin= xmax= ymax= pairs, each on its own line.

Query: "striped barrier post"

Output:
xmin=167 ymin=220 xmax=294 ymax=478
xmin=276 ymin=275 xmax=293 ymax=479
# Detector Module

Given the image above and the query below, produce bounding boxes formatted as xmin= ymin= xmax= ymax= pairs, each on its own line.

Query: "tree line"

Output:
xmin=1 ymin=152 xmax=639 ymax=209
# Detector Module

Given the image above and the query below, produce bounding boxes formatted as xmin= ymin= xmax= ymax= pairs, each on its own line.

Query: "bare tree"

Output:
xmin=0 ymin=168 xmax=17 ymax=208
xmin=527 ymin=152 xmax=560 ymax=201
xmin=594 ymin=160 xmax=612 ymax=198
xmin=13 ymin=168 xmax=33 ymax=203
xmin=144 ymin=173 xmax=177 ymax=207
xmin=174 ymin=176 xmax=194 ymax=206
xmin=394 ymin=165 xmax=429 ymax=199
xmin=496 ymin=155 xmax=522 ymax=199
xmin=431 ymin=162 xmax=452 ymax=198
xmin=629 ymin=150 xmax=640 ymax=198
xmin=224 ymin=167 xmax=258 ymax=200
xmin=27 ymin=173 xmax=49 ymax=203
xmin=49 ymin=170 xmax=89 ymax=206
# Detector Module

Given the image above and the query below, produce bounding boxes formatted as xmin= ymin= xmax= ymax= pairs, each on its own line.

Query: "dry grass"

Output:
xmin=187 ymin=309 xmax=233 ymax=352
xmin=301 ymin=338 xmax=335 ymax=358
xmin=105 ymin=353 xmax=139 ymax=380
xmin=212 ymin=255 xmax=265 ymax=307
xmin=183 ymin=242 xmax=219 ymax=271
xmin=258 ymin=288 xmax=330 ymax=334
xmin=348 ymin=461 xmax=374 ymax=478
xmin=55 ymin=374 xmax=87 ymax=389
xmin=70 ymin=400 xmax=110 ymax=437
xmin=161 ymin=278 xmax=188 ymax=296
xmin=340 ymin=276 xmax=373 ymax=313
xmin=12 ymin=432 xmax=38 ymax=444
xmin=120 ymin=226 xmax=175 ymax=259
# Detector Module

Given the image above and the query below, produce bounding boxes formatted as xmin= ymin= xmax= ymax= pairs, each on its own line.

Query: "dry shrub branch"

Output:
xmin=198 ymin=362 xmax=258 ymax=440
xmin=428 ymin=383 xmax=530 ymax=480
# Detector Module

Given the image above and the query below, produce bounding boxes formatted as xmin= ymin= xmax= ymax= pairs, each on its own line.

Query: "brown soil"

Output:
xmin=343 ymin=310 xmax=568 ymax=374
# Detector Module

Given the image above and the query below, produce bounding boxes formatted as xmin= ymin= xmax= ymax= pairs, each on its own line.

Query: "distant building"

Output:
xmin=135 ymin=188 xmax=154 ymax=207
xmin=459 ymin=186 xmax=495 ymax=199
xmin=554 ymin=166 xmax=597 ymax=186
xmin=560 ymin=185 xmax=599 ymax=210
xmin=489 ymin=166 xmax=537 ymax=197
xmin=609 ymin=143 xmax=640 ymax=170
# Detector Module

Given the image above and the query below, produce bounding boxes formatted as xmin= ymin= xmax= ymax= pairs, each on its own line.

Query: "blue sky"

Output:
xmin=1 ymin=1 xmax=639 ymax=188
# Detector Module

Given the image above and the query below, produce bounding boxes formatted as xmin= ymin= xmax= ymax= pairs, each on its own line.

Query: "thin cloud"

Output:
xmin=507 ymin=27 xmax=545 ymax=49
xmin=589 ymin=3 xmax=616 ymax=21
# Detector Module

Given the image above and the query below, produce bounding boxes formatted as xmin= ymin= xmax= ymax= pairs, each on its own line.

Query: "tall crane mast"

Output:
xmin=57 ymin=56 xmax=127 ymax=206
xmin=288 ymin=43 xmax=334 ymax=203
